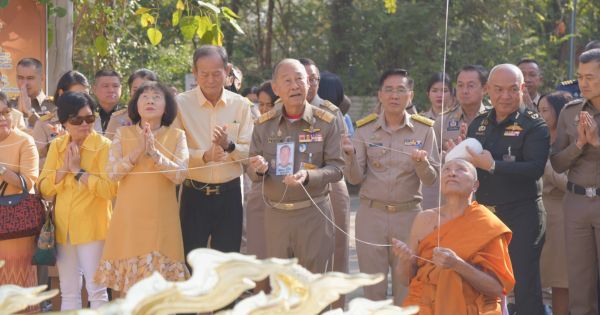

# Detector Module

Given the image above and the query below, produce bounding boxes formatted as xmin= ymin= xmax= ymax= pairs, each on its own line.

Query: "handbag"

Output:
xmin=0 ymin=176 xmax=46 ymax=240
xmin=31 ymin=205 xmax=56 ymax=266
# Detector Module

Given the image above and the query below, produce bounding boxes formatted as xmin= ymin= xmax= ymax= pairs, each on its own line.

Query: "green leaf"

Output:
xmin=221 ymin=6 xmax=239 ymax=19
xmin=0 ymin=0 xmax=8 ymax=8
xmin=197 ymin=1 xmax=220 ymax=14
xmin=54 ymin=6 xmax=67 ymax=17
xmin=195 ymin=16 xmax=212 ymax=38
xmin=227 ymin=19 xmax=244 ymax=35
xmin=147 ymin=28 xmax=163 ymax=46
xmin=94 ymin=36 xmax=109 ymax=56
xmin=172 ymin=10 xmax=182 ymax=26
xmin=141 ymin=13 xmax=155 ymax=27
xmin=535 ymin=12 xmax=545 ymax=23
xmin=135 ymin=7 xmax=150 ymax=15
xmin=176 ymin=0 xmax=185 ymax=11
xmin=180 ymin=16 xmax=198 ymax=40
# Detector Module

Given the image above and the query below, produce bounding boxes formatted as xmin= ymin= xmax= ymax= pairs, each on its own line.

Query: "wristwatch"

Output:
xmin=0 ymin=165 xmax=6 ymax=176
xmin=488 ymin=160 xmax=496 ymax=174
xmin=75 ymin=169 xmax=86 ymax=181
xmin=225 ymin=141 xmax=236 ymax=153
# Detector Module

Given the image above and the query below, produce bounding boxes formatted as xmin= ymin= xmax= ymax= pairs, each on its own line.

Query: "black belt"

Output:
xmin=567 ymin=181 xmax=599 ymax=198
xmin=183 ymin=178 xmax=240 ymax=196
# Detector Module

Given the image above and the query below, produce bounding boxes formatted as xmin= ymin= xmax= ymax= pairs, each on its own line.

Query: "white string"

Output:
xmin=297 ymin=183 xmax=433 ymax=264
xmin=437 ymin=0 xmax=451 ymax=249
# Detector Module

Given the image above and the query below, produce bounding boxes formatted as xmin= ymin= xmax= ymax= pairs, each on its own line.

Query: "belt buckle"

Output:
xmin=586 ymin=187 xmax=597 ymax=198
xmin=385 ymin=205 xmax=398 ymax=212
xmin=205 ymin=186 xmax=220 ymax=196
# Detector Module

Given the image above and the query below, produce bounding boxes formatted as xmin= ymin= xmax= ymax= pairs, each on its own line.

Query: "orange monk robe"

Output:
xmin=403 ymin=202 xmax=515 ymax=315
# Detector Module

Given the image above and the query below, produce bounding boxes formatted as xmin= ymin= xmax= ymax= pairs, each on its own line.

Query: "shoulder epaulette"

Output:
xmin=314 ymin=107 xmax=335 ymax=123
xmin=410 ymin=113 xmax=434 ymax=127
xmin=559 ymin=79 xmax=577 ymax=86
xmin=356 ymin=113 xmax=378 ymax=128
xmin=257 ymin=108 xmax=277 ymax=124
xmin=39 ymin=112 xmax=55 ymax=122
xmin=441 ymin=105 xmax=459 ymax=115
xmin=113 ymin=108 xmax=128 ymax=116
xmin=564 ymin=98 xmax=585 ymax=109
xmin=320 ymin=100 xmax=339 ymax=113
xmin=525 ymin=110 xmax=541 ymax=120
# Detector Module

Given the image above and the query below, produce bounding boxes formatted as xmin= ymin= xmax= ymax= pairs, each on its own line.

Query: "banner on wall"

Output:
xmin=0 ymin=0 xmax=47 ymax=98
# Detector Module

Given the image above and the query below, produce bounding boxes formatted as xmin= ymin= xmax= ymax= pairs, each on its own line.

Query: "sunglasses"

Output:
xmin=68 ymin=114 xmax=96 ymax=125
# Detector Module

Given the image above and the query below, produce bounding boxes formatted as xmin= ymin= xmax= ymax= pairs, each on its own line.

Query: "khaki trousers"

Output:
xmin=245 ymin=182 xmax=267 ymax=259
xmin=564 ymin=192 xmax=600 ymax=315
xmin=264 ymin=196 xmax=335 ymax=273
xmin=356 ymin=200 xmax=420 ymax=305
xmin=330 ymin=180 xmax=350 ymax=274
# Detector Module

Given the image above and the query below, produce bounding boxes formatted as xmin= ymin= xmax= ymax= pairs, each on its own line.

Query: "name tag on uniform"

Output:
xmin=369 ymin=142 xmax=383 ymax=148
xmin=404 ymin=139 xmax=423 ymax=147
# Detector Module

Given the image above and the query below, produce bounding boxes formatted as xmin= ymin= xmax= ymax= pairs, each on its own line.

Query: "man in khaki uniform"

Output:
xmin=550 ymin=48 xmax=600 ymax=315
xmin=8 ymin=58 xmax=55 ymax=129
xmin=300 ymin=58 xmax=351 ymax=279
xmin=342 ymin=68 xmax=440 ymax=304
xmin=433 ymin=65 xmax=488 ymax=150
xmin=248 ymin=59 xmax=343 ymax=273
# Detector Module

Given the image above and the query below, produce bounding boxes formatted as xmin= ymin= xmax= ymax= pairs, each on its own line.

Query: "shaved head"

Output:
xmin=444 ymin=159 xmax=478 ymax=180
xmin=272 ymin=59 xmax=306 ymax=82
xmin=489 ymin=64 xmax=524 ymax=84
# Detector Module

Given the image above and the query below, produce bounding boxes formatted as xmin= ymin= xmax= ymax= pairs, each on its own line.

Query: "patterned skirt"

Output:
xmin=0 ymin=236 xmax=40 ymax=313
xmin=94 ymin=251 xmax=189 ymax=292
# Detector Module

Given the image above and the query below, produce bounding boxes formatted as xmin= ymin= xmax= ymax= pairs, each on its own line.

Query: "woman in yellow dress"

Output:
xmin=95 ymin=81 xmax=189 ymax=292
xmin=0 ymin=91 xmax=39 ymax=292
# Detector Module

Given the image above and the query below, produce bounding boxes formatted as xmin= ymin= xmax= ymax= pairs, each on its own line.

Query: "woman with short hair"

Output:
xmin=95 ymin=81 xmax=189 ymax=292
xmin=38 ymin=91 xmax=116 ymax=310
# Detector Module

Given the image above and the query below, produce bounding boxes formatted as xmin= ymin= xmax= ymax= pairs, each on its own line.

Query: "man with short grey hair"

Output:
xmin=175 ymin=45 xmax=254 ymax=255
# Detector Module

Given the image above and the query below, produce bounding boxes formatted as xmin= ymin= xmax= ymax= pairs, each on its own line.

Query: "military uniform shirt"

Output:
xmin=247 ymin=102 xmax=343 ymax=202
xmin=344 ymin=112 xmax=440 ymax=204
xmin=550 ymin=99 xmax=600 ymax=187
xmin=467 ymin=107 xmax=550 ymax=206
xmin=434 ymin=103 xmax=487 ymax=150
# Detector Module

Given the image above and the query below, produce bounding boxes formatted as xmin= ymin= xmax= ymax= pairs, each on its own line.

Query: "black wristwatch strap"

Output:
xmin=75 ymin=169 xmax=86 ymax=181
xmin=225 ymin=141 xmax=236 ymax=153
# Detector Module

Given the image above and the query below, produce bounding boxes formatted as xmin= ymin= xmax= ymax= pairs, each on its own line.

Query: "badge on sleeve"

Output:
xmin=276 ymin=142 xmax=295 ymax=176
xmin=447 ymin=119 xmax=460 ymax=131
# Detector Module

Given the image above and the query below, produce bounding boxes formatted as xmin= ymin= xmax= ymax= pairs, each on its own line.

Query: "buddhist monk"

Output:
xmin=392 ymin=159 xmax=515 ymax=314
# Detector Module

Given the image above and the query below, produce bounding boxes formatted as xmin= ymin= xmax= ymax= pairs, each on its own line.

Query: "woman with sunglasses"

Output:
xmin=0 ymin=91 xmax=40 ymax=311
xmin=32 ymin=70 xmax=90 ymax=166
xmin=95 ymin=81 xmax=188 ymax=293
xmin=38 ymin=91 xmax=117 ymax=310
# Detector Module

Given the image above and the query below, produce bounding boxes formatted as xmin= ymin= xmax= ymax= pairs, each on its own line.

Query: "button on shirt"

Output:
xmin=550 ymin=99 xmax=600 ymax=188
xmin=174 ymin=87 xmax=253 ymax=184
xmin=344 ymin=112 xmax=440 ymax=205
xmin=467 ymin=107 xmax=550 ymax=206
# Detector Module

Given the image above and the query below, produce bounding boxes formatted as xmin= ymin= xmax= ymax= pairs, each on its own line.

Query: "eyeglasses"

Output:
xmin=0 ymin=108 xmax=12 ymax=119
xmin=382 ymin=87 xmax=412 ymax=95
xmin=68 ymin=114 xmax=96 ymax=125
xmin=308 ymin=77 xmax=320 ymax=85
